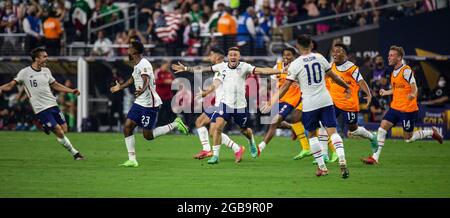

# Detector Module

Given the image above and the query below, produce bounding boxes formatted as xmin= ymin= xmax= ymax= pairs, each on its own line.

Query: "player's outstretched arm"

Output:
xmin=110 ymin=77 xmax=134 ymax=93
xmin=51 ymin=82 xmax=80 ymax=95
xmin=171 ymin=62 xmax=213 ymax=74
xmin=379 ymin=89 xmax=393 ymax=96
xmin=325 ymin=69 xmax=351 ymax=96
xmin=0 ymin=80 xmax=18 ymax=95
xmin=358 ymin=79 xmax=372 ymax=107
xmin=253 ymin=67 xmax=284 ymax=75
xmin=261 ymin=79 xmax=292 ymax=113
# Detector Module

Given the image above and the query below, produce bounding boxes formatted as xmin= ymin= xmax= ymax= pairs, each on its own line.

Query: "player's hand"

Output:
xmin=171 ymin=62 xmax=187 ymax=74
xmin=0 ymin=89 xmax=2 ymax=96
xmin=344 ymin=88 xmax=351 ymax=99
xmin=134 ymin=86 xmax=144 ymax=97
xmin=379 ymin=89 xmax=387 ymax=96
xmin=407 ymin=93 xmax=416 ymax=100
xmin=260 ymin=102 xmax=272 ymax=114
xmin=110 ymin=80 xmax=121 ymax=93
xmin=72 ymin=89 xmax=80 ymax=96
xmin=364 ymin=95 xmax=372 ymax=108
xmin=195 ymin=87 xmax=203 ymax=100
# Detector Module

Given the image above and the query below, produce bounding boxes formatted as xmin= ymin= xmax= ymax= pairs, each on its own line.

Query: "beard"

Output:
xmin=128 ymin=54 xmax=133 ymax=61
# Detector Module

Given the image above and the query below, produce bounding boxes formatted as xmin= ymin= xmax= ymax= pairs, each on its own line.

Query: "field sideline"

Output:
xmin=0 ymin=131 xmax=449 ymax=197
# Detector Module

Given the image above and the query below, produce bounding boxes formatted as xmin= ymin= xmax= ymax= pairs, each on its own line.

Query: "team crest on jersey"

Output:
xmin=219 ymin=110 xmax=224 ymax=115
xmin=46 ymin=122 xmax=52 ymax=127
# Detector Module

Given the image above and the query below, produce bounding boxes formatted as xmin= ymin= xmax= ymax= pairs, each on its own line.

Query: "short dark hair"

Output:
xmin=334 ymin=43 xmax=348 ymax=54
xmin=228 ymin=47 xmax=240 ymax=53
xmin=30 ymin=47 xmax=47 ymax=61
xmin=297 ymin=35 xmax=312 ymax=49
xmin=282 ymin=47 xmax=297 ymax=56
xmin=390 ymin=45 xmax=405 ymax=57
xmin=130 ymin=40 xmax=144 ymax=54
xmin=211 ymin=47 xmax=225 ymax=56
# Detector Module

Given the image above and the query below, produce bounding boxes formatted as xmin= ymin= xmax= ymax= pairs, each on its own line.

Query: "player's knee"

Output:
xmin=195 ymin=118 xmax=204 ymax=128
xmin=143 ymin=132 xmax=154 ymax=140
xmin=348 ymin=124 xmax=358 ymax=132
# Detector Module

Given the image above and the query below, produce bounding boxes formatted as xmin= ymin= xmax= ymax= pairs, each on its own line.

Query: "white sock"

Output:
xmin=351 ymin=126 xmax=374 ymax=140
xmin=330 ymin=133 xmax=346 ymax=165
xmin=258 ymin=141 xmax=267 ymax=152
xmin=197 ymin=127 xmax=211 ymax=151
xmin=318 ymin=127 xmax=328 ymax=157
xmin=124 ymin=135 xmax=136 ymax=161
xmin=213 ymin=145 xmax=221 ymax=157
xmin=310 ymin=137 xmax=327 ymax=170
xmin=222 ymin=133 xmax=240 ymax=153
xmin=406 ymin=129 xmax=433 ymax=143
xmin=153 ymin=122 xmax=176 ymax=138
xmin=373 ymin=127 xmax=387 ymax=161
xmin=57 ymin=136 xmax=78 ymax=155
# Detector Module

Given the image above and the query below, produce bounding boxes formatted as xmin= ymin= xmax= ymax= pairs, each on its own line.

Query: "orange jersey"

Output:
xmin=273 ymin=61 xmax=301 ymax=107
xmin=390 ymin=65 xmax=418 ymax=112
xmin=328 ymin=62 xmax=361 ymax=112
xmin=43 ymin=17 xmax=62 ymax=39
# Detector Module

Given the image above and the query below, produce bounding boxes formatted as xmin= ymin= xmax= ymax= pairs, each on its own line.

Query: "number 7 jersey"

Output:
xmin=286 ymin=52 xmax=333 ymax=112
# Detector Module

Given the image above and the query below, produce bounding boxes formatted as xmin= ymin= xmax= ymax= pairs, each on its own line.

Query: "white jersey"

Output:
xmin=14 ymin=66 xmax=58 ymax=114
xmin=132 ymin=58 xmax=162 ymax=108
xmin=210 ymin=62 xmax=225 ymax=107
xmin=287 ymin=52 xmax=333 ymax=112
xmin=212 ymin=61 xmax=256 ymax=109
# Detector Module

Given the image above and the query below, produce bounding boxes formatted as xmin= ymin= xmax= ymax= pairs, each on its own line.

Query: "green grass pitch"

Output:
xmin=0 ymin=131 xmax=449 ymax=197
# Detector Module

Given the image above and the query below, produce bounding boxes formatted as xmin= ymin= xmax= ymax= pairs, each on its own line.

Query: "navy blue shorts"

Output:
xmin=127 ymin=103 xmax=159 ymax=130
xmin=302 ymin=105 xmax=337 ymax=132
xmin=216 ymin=103 xmax=250 ymax=129
xmin=36 ymin=106 xmax=66 ymax=131
xmin=204 ymin=106 xmax=219 ymax=123
xmin=383 ymin=108 xmax=418 ymax=132
xmin=277 ymin=102 xmax=295 ymax=119
xmin=334 ymin=106 xmax=358 ymax=125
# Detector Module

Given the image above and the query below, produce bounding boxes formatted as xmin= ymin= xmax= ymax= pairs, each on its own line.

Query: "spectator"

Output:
xmin=369 ymin=86 xmax=386 ymax=122
xmin=237 ymin=6 xmax=256 ymax=55
xmin=155 ymin=61 xmax=176 ymax=126
xmin=108 ymin=68 xmax=124 ymax=131
xmin=255 ymin=0 xmax=275 ymax=12
xmin=422 ymin=75 xmax=450 ymax=106
xmin=92 ymin=30 xmax=113 ymax=56
xmin=59 ymin=79 xmax=76 ymax=131
xmin=23 ymin=5 xmax=44 ymax=51
xmin=162 ymin=0 xmax=177 ymax=13
xmin=43 ymin=10 xmax=63 ymax=55
xmin=316 ymin=0 xmax=334 ymax=35
xmin=114 ymin=31 xmax=128 ymax=56
xmin=255 ymin=5 xmax=275 ymax=54
xmin=217 ymin=7 xmax=237 ymax=50
xmin=1 ymin=0 xmax=19 ymax=33
xmin=188 ymin=2 xmax=203 ymax=24
xmin=370 ymin=55 xmax=389 ymax=85
xmin=207 ymin=2 xmax=226 ymax=33
xmin=100 ymin=0 xmax=121 ymax=24
xmin=284 ymin=0 xmax=298 ymax=23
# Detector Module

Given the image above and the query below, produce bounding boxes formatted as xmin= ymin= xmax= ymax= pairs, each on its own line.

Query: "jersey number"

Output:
xmin=141 ymin=116 xmax=150 ymax=127
xmin=304 ymin=63 xmax=322 ymax=85
xmin=29 ymin=80 xmax=37 ymax=87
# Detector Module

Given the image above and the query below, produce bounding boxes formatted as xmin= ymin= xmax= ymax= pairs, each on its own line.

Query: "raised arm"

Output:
xmin=172 ymin=62 xmax=214 ymax=74
xmin=261 ymin=79 xmax=293 ymax=113
xmin=253 ymin=67 xmax=284 ymax=75
xmin=110 ymin=77 xmax=134 ymax=93
xmin=0 ymin=80 xmax=18 ymax=95
xmin=51 ymin=81 xmax=80 ymax=95
xmin=325 ymin=69 xmax=350 ymax=97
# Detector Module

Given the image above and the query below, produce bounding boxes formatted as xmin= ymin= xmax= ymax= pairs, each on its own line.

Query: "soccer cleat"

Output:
xmin=119 ymin=159 xmax=139 ymax=167
xmin=293 ymin=150 xmax=311 ymax=160
xmin=174 ymin=117 xmax=189 ymax=135
xmin=312 ymin=154 xmax=330 ymax=165
xmin=249 ymin=140 xmax=258 ymax=158
xmin=193 ymin=150 xmax=213 ymax=159
xmin=329 ymin=151 xmax=338 ymax=163
xmin=207 ymin=155 xmax=219 ymax=164
xmin=340 ymin=164 xmax=350 ymax=179
xmin=315 ymin=167 xmax=329 ymax=177
xmin=361 ymin=156 xmax=378 ymax=165
xmin=73 ymin=153 xmax=85 ymax=160
xmin=370 ymin=132 xmax=378 ymax=153
xmin=431 ymin=127 xmax=443 ymax=144
xmin=234 ymin=146 xmax=245 ymax=163
xmin=291 ymin=129 xmax=297 ymax=141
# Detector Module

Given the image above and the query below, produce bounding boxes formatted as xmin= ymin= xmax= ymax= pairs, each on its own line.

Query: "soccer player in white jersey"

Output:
xmin=0 ymin=47 xmax=85 ymax=160
xmin=110 ymin=41 xmax=189 ymax=167
xmin=180 ymin=47 xmax=284 ymax=164
xmin=279 ymin=35 xmax=351 ymax=178
xmin=171 ymin=47 xmax=245 ymax=163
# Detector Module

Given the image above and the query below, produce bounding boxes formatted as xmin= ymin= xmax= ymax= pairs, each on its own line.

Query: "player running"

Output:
xmin=110 ymin=41 xmax=189 ymax=167
xmin=279 ymin=35 xmax=351 ymax=178
xmin=171 ymin=47 xmax=245 ymax=163
xmin=259 ymin=47 xmax=311 ymax=160
xmin=313 ymin=43 xmax=377 ymax=164
xmin=362 ymin=45 xmax=443 ymax=165
xmin=0 ymin=47 xmax=85 ymax=160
